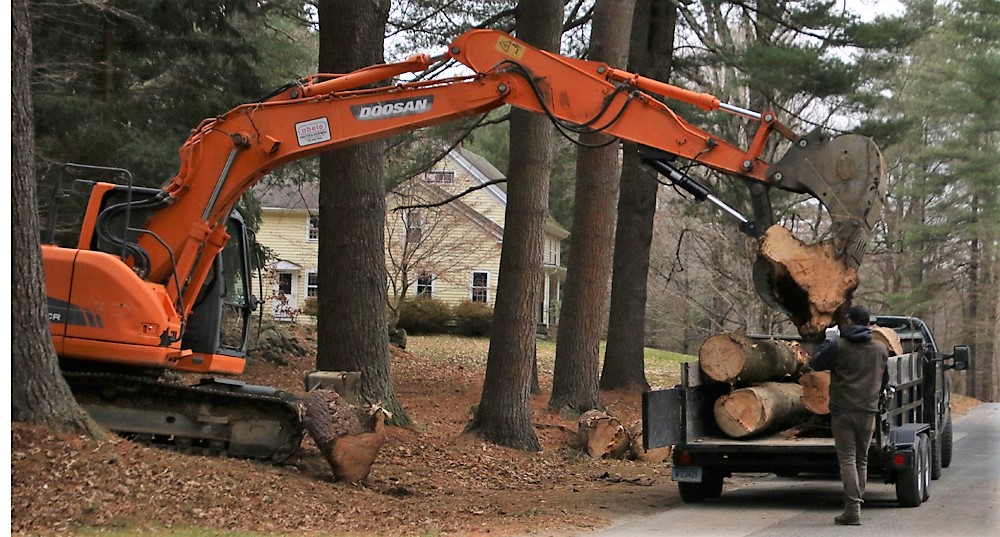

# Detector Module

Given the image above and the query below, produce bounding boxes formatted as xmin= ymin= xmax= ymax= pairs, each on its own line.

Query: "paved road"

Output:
xmin=587 ymin=403 xmax=1000 ymax=537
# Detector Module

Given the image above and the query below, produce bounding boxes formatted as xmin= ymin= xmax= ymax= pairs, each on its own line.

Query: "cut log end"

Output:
xmin=757 ymin=225 xmax=860 ymax=340
xmin=799 ymin=370 xmax=831 ymax=415
xmin=714 ymin=382 xmax=809 ymax=438
xmin=698 ymin=334 xmax=748 ymax=384
xmin=577 ymin=410 xmax=629 ymax=459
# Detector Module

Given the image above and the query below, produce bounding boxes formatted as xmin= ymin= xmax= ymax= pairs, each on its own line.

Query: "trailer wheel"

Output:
xmin=678 ymin=471 xmax=724 ymax=503
xmin=931 ymin=429 xmax=943 ymax=480
xmin=895 ymin=441 xmax=925 ymax=507
xmin=941 ymin=417 xmax=954 ymax=468
xmin=919 ymin=434 xmax=931 ymax=501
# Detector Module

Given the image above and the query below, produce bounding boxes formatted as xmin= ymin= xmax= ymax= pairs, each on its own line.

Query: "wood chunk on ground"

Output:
xmin=577 ymin=410 xmax=629 ymax=459
xmin=625 ymin=420 xmax=670 ymax=463
xmin=301 ymin=389 xmax=387 ymax=483
xmin=757 ymin=225 xmax=859 ymax=340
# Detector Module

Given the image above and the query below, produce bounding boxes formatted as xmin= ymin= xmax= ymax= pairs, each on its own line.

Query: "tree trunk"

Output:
xmin=550 ymin=0 xmax=634 ymax=414
xmin=626 ymin=420 xmax=670 ymax=462
xmin=714 ymin=382 xmax=810 ymax=438
xmin=301 ymin=390 xmax=387 ymax=483
xmin=467 ymin=0 xmax=562 ymax=452
xmin=698 ymin=332 xmax=807 ymax=385
xmin=756 ymin=225 xmax=860 ymax=340
xmin=799 ymin=370 xmax=831 ymax=415
xmin=11 ymin=0 xmax=104 ymax=438
xmin=600 ymin=0 xmax=677 ymax=392
xmin=316 ymin=0 xmax=408 ymax=425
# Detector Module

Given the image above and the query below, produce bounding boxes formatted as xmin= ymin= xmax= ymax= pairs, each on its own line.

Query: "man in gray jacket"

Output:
xmin=810 ymin=304 xmax=889 ymax=526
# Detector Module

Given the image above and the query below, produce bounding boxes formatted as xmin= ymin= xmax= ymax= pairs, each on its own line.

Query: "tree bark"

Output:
xmin=550 ymin=0 xmax=634 ymax=414
xmin=799 ymin=370 xmax=831 ymax=415
xmin=316 ymin=0 xmax=409 ymax=425
xmin=468 ymin=0 xmax=562 ymax=451
xmin=756 ymin=225 xmax=860 ymax=340
xmin=11 ymin=0 xmax=104 ymax=438
xmin=626 ymin=420 xmax=670 ymax=462
xmin=600 ymin=0 xmax=677 ymax=392
xmin=714 ymin=382 xmax=810 ymax=438
xmin=698 ymin=332 xmax=807 ymax=385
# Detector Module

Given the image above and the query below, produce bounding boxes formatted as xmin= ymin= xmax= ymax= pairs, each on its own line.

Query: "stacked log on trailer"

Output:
xmin=699 ymin=332 xmax=816 ymax=438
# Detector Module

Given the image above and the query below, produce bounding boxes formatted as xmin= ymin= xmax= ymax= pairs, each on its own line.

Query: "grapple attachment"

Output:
xmin=752 ymin=131 xmax=887 ymax=327
xmin=767 ymin=130 xmax=887 ymax=269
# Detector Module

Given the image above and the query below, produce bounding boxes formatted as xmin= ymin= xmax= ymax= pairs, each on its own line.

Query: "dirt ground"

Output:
xmin=11 ymin=328 xmax=983 ymax=536
xmin=12 ymin=331 xmax=682 ymax=537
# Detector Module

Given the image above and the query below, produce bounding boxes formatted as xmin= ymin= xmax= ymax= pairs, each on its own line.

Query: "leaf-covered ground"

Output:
xmin=12 ymin=330 xmax=686 ymax=536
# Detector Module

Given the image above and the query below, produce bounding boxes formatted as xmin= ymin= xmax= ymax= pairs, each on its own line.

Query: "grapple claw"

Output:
xmin=767 ymin=130 xmax=887 ymax=269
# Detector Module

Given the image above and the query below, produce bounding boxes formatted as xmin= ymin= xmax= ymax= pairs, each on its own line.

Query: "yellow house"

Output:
xmin=252 ymin=146 xmax=568 ymax=329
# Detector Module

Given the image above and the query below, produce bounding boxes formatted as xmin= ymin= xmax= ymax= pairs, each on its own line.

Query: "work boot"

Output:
xmin=834 ymin=503 xmax=862 ymax=526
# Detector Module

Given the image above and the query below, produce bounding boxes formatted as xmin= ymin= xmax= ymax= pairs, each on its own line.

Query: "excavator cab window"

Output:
xmin=183 ymin=212 xmax=255 ymax=358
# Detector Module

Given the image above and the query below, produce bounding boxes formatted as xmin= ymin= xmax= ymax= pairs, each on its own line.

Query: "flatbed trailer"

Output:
xmin=643 ymin=316 xmax=969 ymax=506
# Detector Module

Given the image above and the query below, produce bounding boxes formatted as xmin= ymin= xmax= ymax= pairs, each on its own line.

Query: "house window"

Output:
xmin=406 ymin=209 xmax=424 ymax=245
xmin=306 ymin=271 xmax=318 ymax=297
xmin=425 ymin=170 xmax=456 ymax=185
xmin=471 ymin=271 xmax=489 ymax=303
xmin=416 ymin=271 xmax=433 ymax=297
xmin=308 ymin=215 xmax=319 ymax=241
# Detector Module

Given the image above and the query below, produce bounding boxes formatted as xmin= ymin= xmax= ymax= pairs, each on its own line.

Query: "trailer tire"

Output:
xmin=919 ymin=434 xmax=931 ymax=501
xmin=931 ymin=429 xmax=943 ymax=480
xmin=896 ymin=441 xmax=925 ymax=507
xmin=941 ymin=417 xmax=954 ymax=468
xmin=678 ymin=471 xmax=724 ymax=503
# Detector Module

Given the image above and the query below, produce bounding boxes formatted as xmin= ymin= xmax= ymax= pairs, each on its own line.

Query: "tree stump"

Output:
xmin=301 ymin=389 xmax=388 ymax=483
xmin=577 ymin=410 xmax=629 ymax=459
xmin=714 ymin=382 xmax=810 ymax=438
xmin=625 ymin=420 xmax=670 ymax=463
xmin=756 ymin=225 xmax=860 ymax=340
xmin=699 ymin=332 xmax=808 ymax=385
xmin=799 ymin=370 xmax=832 ymax=415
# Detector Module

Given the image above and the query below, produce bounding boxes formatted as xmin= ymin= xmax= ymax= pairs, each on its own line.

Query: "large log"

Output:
xmin=756 ymin=225 xmax=860 ymax=340
xmin=577 ymin=410 xmax=629 ymax=459
xmin=714 ymin=382 xmax=810 ymax=438
xmin=301 ymin=389 xmax=388 ymax=483
xmin=872 ymin=325 xmax=903 ymax=356
xmin=799 ymin=370 xmax=831 ymax=415
xmin=699 ymin=332 xmax=808 ymax=385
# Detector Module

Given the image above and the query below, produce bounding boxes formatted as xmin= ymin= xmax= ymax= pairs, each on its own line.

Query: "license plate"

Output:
xmin=672 ymin=465 xmax=703 ymax=483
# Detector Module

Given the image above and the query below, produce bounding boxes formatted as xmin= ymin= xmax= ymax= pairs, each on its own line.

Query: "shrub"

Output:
xmin=301 ymin=297 xmax=319 ymax=317
xmin=397 ymin=296 xmax=453 ymax=334
xmin=453 ymin=300 xmax=493 ymax=337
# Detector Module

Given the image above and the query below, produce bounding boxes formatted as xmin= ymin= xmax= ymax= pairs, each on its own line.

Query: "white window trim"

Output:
xmin=415 ymin=271 xmax=434 ymax=297
xmin=306 ymin=270 xmax=318 ymax=298
xmin=307 ymin=214 xmax=319 ymax=242
xmin=470 ymin=270 xmax=489 ymax=303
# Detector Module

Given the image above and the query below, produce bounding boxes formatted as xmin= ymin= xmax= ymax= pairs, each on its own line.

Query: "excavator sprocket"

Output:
xmin=65 ymin=372 xmax=304 ymax=462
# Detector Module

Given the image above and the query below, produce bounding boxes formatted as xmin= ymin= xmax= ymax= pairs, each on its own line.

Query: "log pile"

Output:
xmin=699 ymin=331 xmax=831 ymax=438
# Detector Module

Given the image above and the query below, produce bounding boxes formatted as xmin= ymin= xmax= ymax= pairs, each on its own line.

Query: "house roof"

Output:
xmin=251 ymin=147 xmax=569 ymax=239
xmin=255 ymin=180 xmax=319 ymax=211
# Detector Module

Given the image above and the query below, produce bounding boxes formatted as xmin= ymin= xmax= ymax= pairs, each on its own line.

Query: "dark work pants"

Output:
xmin=831 ymin=412 xmax=877 ymax=507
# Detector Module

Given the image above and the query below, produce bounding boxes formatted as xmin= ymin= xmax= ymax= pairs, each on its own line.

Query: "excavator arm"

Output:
xmin=48 ymin=29 xmax=885 ymax=373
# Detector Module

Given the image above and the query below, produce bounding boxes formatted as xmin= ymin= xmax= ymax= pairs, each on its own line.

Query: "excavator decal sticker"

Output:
xmin=295 ymin=118 xmax=332 ymax=147
xmin=350 ymin=96 xmax=433 ymax=121
xmin=495 ymin=37 xmax=525 ymax=60
xmin=46 ymin=297 xmax=103 ymax=328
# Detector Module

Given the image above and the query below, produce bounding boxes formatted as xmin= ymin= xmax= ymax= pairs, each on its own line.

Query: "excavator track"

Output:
xmin=64 ymin=372 xmax=304 ymax=463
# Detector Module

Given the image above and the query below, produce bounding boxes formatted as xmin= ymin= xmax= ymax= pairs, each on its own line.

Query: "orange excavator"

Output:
xmin=42 ymin=30 xmax=885 ymax=460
